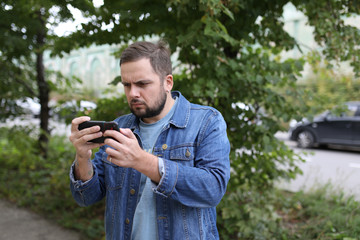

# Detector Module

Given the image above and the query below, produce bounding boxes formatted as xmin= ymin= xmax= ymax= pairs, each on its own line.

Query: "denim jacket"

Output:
xmin=70 ymin=91 xmax=230 ymax=240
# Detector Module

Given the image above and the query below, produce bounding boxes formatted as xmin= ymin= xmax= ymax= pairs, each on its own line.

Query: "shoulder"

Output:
xmin=189 ymin=103 xmax=224 ymax=121
xmin=186 ymin=103 xmax=227 ymax=137
xmin=190 ymin=103 xmax=221 ymax=114
xmin=178 ymin=92 xmax=222 ymax=116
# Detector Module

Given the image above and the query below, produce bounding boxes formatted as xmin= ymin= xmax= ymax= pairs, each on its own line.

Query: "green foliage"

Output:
xmin=89 ymin=94 xmax=130 ymax=122
xmin=275 ymin=186 xmax=360 ymax=239
xmin=217 ymin=187 xmax=284 ymax=240
xmin=52 ymin=93 xmax=129 ymax=124
xmin=284 ymin=51 xmax=360 ymax=120
xmin=0 ymin=56 xmax=37 ymax=120
xmin=217 ymin=185 xmax=360 ymax=240
xmin=296 ymin=1 xmax=360 ymax=76
xmin=0 ymin=127 xmax=105 ymax=239
xmin=0 ymin=0 xmax=98 ymax=154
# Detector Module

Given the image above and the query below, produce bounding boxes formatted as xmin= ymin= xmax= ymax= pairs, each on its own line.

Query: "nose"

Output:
xmin=128 ymin=85 xmax=140 ymax=98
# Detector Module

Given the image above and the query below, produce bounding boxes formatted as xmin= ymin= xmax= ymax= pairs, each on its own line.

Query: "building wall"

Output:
xmin=282 ymin=3 xmax=360 ymax=79
xmin=44 ymin=44 xmax=122 ymax=98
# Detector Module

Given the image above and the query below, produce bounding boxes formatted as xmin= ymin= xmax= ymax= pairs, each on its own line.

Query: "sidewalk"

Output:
xmin=0 ymin=199 xmax=80 ymax=240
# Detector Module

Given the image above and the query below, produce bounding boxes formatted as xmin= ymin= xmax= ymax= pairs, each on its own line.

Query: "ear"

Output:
xmin=164 ymin=74 xmax=173 ymax=92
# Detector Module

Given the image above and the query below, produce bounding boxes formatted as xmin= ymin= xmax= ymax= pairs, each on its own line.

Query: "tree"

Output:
xmin=0 ymin=0 xmax=96 ymax=157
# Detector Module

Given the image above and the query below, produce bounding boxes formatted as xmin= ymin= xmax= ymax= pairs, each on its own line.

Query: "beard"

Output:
xmin=130 ymin=90 xmax=167 ymax=119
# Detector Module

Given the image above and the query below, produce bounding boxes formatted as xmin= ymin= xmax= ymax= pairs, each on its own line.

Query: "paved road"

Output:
xmin=0 ymin=199 xmax=80 ymax=240
xmin=276 ymin=132 xmax=360 ymax=201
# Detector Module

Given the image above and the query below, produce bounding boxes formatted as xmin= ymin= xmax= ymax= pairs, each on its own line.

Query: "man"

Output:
xmin=69 ymin=41 xmax=230 ymax=240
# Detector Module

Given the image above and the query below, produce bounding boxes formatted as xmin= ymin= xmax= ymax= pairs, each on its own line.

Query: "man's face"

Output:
xmin=120 ymin=58 xmax=167 ymax=121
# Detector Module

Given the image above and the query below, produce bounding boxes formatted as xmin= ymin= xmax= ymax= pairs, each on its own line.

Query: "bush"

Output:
xmin=217 ymin=184 xmax=360 ymax=240
xmin=217 ymin=186 xmax=286 ymax=240
xmin=274 ymin=186 xmax=360 ymax=240
xmin=0 ymin=126 xmax=105 ymax=240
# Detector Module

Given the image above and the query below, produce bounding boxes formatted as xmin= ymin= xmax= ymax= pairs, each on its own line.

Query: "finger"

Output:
xmin=80 ymin=131 xmax=103 ymax=143
xmin=70 ymin=126 xmax=101 ymax=145
xmin=103 ymin=130 xmax=123 ymax=142
xmin=78 ymin=125 xmax=101 ymax=135
xmin=103 ymin=129 xmax=134 ymax=143
xmin=104 ymin=137 xmax=122 ymax=149
xmin=119 ymin=128 xmax=135 ymax=139
xmin=71 ymin=116 xmax=91 ymax=132
xmin=82 ymin=141 xmax=105 ymax=150
xmin=71 ymin=125 xmax=101 ymax=144
xmin=88 ymin=142 xmax=106 ymax=149
xmin=105 ymin=147 xmax=125 ymax=161
xmin=106 ymin=147 xmax=118 ymax=159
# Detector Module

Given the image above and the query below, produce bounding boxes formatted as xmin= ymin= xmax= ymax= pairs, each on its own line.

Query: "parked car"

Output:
xmin=289 ymin=101 xmax=360 ymax=148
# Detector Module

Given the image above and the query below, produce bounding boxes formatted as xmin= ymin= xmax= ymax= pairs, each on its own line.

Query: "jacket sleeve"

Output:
xmin=153 ymin=110 xmax=231 ymax=208
xmin=69 ymin=147 xmax=107 ymax=207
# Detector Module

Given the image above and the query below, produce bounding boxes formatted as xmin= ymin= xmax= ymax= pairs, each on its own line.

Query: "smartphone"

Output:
xmin=78 ymin=121 xmax=120 ymax=143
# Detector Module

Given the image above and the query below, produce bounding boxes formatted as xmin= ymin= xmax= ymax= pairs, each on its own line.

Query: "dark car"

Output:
xmin=289 ymin=101 xmax=360 ymax=148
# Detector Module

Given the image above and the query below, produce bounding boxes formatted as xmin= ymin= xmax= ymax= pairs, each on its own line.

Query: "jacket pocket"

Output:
xmin=101 ymin=152 xmax=126 ymax=190
xmin=169 ymin=146 xmax=195 ymax=164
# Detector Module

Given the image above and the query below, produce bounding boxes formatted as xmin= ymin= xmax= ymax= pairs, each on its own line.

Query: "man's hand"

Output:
xmin=69 ymin=116 xmax=104 ymax=181
xmin=69 ymin=116 xmax=104 ymax=158
xmin=104 ymin=128 xmax=161 ymax=183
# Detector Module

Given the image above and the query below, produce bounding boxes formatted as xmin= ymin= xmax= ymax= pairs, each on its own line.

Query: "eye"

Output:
xmin=136 ymin=81 xmax=151 ymax=87
xmin=122 ymin=82 xmax=130 ymax=87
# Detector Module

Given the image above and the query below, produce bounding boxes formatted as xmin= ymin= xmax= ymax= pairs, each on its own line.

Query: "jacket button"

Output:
xmin=185 ymin=149 xmax=191 ymax=157
xmin=130 ymin=189 xmax=136 ymax=195
xmin=162 ymin=144 xmax=168 ymax=150
xmin=125 ymin=218 xmax=130 ymax=224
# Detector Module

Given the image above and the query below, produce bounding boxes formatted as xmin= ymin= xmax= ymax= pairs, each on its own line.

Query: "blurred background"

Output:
xmin=1 ymin=1 xmax=360 ymax=239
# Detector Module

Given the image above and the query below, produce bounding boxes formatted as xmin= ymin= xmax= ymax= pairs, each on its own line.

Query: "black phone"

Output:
xmin=78 ymin=121 xmax=120 ymax=143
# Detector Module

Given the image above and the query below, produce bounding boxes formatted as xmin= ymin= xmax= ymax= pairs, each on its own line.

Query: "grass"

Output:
xmin=274 ymin=186 xmax=360 ymax=239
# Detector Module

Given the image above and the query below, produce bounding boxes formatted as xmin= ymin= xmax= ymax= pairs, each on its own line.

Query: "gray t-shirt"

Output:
xmin=131 ymin=97 xmax=178 ymax=240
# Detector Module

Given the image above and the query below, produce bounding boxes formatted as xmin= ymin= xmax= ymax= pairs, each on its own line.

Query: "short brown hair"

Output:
xmin=120 ymin=40 xmax=172 ymax=79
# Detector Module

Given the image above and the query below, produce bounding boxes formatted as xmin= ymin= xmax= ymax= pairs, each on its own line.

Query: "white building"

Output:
xmin=44 ymin=43 xmax=122 ymax=98
xmin=282 ymin=3 xmax=360 ymax=79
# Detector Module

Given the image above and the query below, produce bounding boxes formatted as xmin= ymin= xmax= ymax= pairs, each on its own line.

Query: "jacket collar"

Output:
xmin=169 ymin=91 xmax=190 ymax=129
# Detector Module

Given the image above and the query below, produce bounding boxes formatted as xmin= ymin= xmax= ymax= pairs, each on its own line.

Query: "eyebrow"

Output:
xmin=121 ymin=79 xmax=153 ymax=85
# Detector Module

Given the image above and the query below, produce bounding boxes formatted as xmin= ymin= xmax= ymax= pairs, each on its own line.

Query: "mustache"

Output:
xmin=130 ymin=99 xmax=145 ymax=104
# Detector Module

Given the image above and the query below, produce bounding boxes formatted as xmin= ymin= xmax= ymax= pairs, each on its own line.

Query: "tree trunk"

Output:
xmin=36 ymin=10 xmax=50 ymax=158
xmin=36 ymin=51 xmax=50 ymax=157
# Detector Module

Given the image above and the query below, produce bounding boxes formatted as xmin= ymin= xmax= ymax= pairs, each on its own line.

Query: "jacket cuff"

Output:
xmin=69 ymin=161 xmax=97 ymax=191
xmin=153 ymin=158 xmax=178 ymax=197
